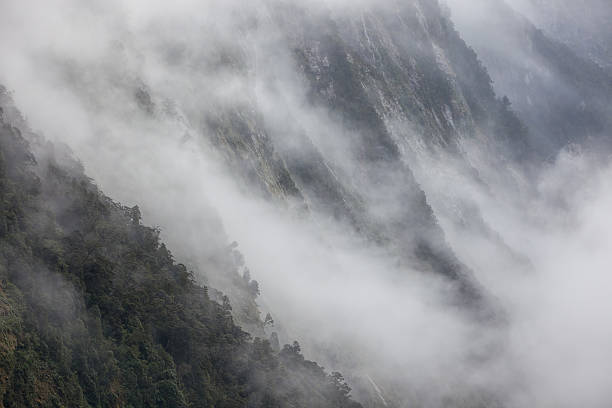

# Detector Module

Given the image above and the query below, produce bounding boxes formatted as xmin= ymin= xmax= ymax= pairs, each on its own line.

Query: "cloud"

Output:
xmin=2 ymin=0 xmax=612 ymax=407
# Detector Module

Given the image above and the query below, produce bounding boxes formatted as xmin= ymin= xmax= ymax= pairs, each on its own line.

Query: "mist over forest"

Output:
xmin=0 ymin=1 xmax=611 ymax=407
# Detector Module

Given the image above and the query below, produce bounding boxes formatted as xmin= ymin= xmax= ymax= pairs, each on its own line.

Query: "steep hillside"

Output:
xmin=0 ymin=1 xmax=543 ymax=407
xmin=0 ymin=0 xmax=529 ymax=316
xmin=0 ymin=89 xmax=360 ymax=408
xmin=204 ymin=0 xmax=529 ymax=307
xmin=447 ymin=0 xmax=612 ymax=157
xmin=511 ymin=0 xmax=612 ymax=69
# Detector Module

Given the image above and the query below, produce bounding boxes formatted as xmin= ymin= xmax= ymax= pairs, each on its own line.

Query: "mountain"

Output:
xmin=205 ymin=0 xmax=530 ymax=305
xmin=2 ymin=0 xmax=608 ymax=407
xmin=511 ymin=0 xmax=612 ymax=69
xmin=0 ymin=88 xmax=360 ymax=408
xmin=0 ymin=0 xmax=527 ymax=406
xmin=446 ymin=0 xmax=612 ymax=157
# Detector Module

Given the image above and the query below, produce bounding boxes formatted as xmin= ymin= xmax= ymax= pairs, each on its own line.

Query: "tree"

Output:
xmin=264 ymin=313 xmax=274 ymax=327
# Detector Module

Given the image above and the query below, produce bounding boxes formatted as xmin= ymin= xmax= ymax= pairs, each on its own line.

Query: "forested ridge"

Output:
xmin=0 ymin=91 xmax=360 ymax=408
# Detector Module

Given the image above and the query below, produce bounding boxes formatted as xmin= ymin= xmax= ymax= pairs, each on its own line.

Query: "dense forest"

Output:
xmin=0 ymin=90 xmax=360 ymax=408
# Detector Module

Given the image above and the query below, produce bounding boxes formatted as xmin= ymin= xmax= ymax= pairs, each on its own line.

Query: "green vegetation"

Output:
xmin=0 ymin=96 xmax=360 ymax=408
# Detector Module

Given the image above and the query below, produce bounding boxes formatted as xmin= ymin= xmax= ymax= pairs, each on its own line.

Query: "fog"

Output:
xmin=410 ymin=132 xmax=612 ymax=407
xmin=1 ymin=0 xmax=612 ymax=407
xmin=445 ymin=0 xmax=612 ymax=156
xmin=506 ymin=0 xmax=612 ymax=69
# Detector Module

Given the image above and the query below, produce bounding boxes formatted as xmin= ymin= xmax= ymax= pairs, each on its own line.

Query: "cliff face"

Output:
xmin=204 ymin=4 xmax=526 ymax=404
xmin=202 ymin=0 xmax=529 ymax=302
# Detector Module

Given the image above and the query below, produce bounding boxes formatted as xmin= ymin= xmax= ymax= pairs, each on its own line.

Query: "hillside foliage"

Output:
xmin=0 ymin=99 xmax=360 ymax=408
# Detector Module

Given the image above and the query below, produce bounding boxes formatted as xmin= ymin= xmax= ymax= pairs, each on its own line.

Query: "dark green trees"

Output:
xmin=0 ymin=92 xmax=360 ymax=408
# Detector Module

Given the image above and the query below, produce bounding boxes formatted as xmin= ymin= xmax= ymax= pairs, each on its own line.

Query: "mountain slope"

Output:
xmin=511 ymin=0 xmax=612 ymax=70
xmin=202 ymin=0 xmax=530 ymax=308
xmin=447 ymin=0 xmax=612 ymax=157
xmin=0 ymin=89 xmax=361 ymax=408
xmin=0 ymin=1 xmax=546 ymax=407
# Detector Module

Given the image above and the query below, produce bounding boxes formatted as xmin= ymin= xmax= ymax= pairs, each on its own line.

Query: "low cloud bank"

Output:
xmin=1 ymin=1 xmax=612 ymax=406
